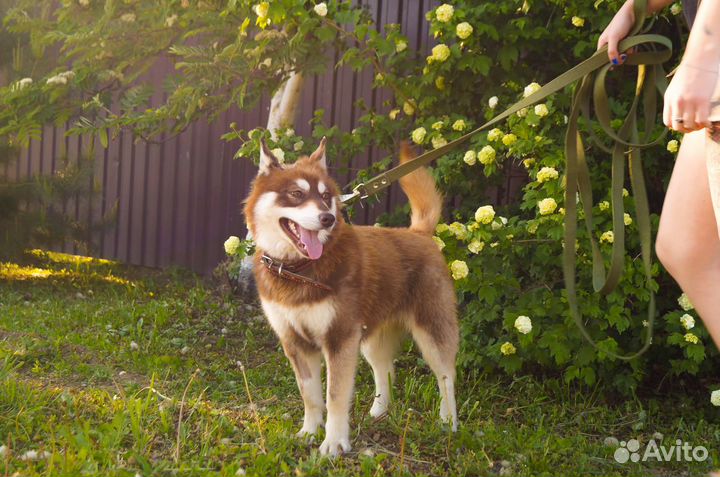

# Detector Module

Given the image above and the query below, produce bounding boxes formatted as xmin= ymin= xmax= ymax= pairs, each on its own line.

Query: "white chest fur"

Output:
xmin=260 ymin=298 xmax=336 ymax=344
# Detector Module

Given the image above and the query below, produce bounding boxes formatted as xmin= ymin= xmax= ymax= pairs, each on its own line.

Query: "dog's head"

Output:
xmin=244 ymin=137 xmax=342 ymax=261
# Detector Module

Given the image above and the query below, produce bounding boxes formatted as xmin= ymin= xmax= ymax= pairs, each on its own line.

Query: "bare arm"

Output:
xmin=598 ymin=0 xmax=675 ymax=64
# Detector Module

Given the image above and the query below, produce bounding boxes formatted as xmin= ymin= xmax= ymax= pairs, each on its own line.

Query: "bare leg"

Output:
xmin=361 ymin=323 xmax=405 ymax=418
xmin=656 ymin=129 xmax=720 ymax=349
xmin=319 ymin=336 xmax=360 ymax=456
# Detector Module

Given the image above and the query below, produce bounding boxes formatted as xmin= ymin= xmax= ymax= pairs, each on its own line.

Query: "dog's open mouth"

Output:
xmin=279 ymin=218 xmax=323 ymax=260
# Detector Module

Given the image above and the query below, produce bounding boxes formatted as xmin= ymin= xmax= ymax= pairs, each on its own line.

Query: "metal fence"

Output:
xmin=3 ymin=0 xmax=526 ymax=274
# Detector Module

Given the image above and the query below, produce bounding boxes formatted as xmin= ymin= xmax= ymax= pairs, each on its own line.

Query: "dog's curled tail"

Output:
xmin=399 ymin=142 xmax=443 ymax=235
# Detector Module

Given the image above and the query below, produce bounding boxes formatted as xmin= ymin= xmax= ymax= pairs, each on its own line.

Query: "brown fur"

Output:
xmin=243 ymin=141 xmax=459 ymax=455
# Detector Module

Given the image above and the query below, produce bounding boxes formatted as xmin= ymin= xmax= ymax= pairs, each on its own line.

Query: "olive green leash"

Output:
xmin=341 ymin=0 xmax=673 ymax=360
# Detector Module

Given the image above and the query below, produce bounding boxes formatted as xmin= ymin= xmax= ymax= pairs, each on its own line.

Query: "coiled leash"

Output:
xmin=341 ymin=0 xmax=672 ymax=360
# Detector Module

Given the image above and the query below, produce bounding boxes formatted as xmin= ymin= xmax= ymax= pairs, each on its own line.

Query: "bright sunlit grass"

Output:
xmin=0 ymin=262 xmax=131 ymax=286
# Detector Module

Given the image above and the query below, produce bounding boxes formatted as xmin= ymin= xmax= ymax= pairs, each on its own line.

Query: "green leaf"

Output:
xmin=99 ymin=128 xmax=108 ymax=149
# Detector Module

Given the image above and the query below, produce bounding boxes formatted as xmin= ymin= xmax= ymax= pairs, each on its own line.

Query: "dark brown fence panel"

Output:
xmin=13 ymin=0 xmax=524 ymax=274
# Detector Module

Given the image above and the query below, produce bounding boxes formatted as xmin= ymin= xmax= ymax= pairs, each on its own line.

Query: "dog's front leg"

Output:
xmin=279 ymin=331 xmax=325 ymax=438
xmin=319 ymin=332 xmax=360 ymax=456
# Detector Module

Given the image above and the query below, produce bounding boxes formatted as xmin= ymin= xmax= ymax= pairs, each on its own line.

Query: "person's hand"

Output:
xmin=597 ymin=0 xmax=635 ymax=65
xmin=663 ymin=63 xmax=718 ymax=132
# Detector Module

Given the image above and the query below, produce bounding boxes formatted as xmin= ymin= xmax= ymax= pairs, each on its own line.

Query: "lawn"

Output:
xmin=0 ymin=251 xmax=718 ymax=476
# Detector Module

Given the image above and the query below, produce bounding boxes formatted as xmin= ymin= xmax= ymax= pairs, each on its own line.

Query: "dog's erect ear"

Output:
xmin=308 ymin=137 xmax=327 ymax=170
xmin=258 ymin=139 xmax=282 ymax=175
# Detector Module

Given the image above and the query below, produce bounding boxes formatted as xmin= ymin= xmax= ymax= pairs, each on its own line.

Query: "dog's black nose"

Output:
xmin=319 ymin=213 xmax=335 ymax=228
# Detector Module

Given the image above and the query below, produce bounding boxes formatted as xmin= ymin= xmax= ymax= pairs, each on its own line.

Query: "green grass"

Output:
xmin=0 ymin=251 xmax=719 ymax=476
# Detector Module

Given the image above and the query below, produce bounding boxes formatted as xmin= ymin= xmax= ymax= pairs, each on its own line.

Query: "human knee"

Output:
xmin=656 ymin=228 xmax=715 ymax=279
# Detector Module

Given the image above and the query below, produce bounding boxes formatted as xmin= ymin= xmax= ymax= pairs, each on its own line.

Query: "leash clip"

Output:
xmin=353 ymin=183 xmax=370 ymax=200
xmin=340 ymin=183 xmax=370 ymax=206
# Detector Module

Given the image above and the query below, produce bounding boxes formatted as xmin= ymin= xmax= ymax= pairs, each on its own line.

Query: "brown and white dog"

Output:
xmin=244 ymin=138 xmax=458 ymax=456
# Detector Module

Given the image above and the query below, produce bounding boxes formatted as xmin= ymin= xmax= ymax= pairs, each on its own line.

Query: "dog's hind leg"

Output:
xmin=361 ymin=322 xmax=405 ymax=418
xmin=409 ymin=312 xmax=459 ymax=431
xmin=280 ymin=331 xmax=325 ymax=438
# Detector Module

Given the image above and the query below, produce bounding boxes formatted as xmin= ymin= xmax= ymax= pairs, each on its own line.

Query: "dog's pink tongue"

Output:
xmin=299 ymin=226 xmax=323 ymax=260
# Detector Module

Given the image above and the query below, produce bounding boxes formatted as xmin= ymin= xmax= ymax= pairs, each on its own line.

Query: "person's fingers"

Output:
xmin=606 ymin=34 xmax=621 ymax=64
xmin=696 ymin=101 xmax=712 ymax=129
xmin=681 ymin=106 xmax=698 ymax=132
xmin=663 ymin=94 xmax=673 ymax=129
xmin=597 ymin=32 xmax=608 ymax=51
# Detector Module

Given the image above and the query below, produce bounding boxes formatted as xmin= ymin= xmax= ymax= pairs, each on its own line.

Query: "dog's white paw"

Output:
xmin=296 ymin=428 xmax=317 ymax=440
xmin=319 ymin=435 xmax=351 ymax=457
xmin=369 ymin=398 xmax=388 ymax=419
xmin=296 ymin=423 xmax=322 ymax=439
xmin=296 ymin=412 xmax=324 ymax=439
xmin=439 ymin=412 xmax=458 ymax=432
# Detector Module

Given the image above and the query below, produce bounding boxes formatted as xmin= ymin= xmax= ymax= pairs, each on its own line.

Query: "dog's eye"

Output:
xmin=321 ymin=192 xmax=332 ymax=201
xmin=289 ymin=190 xmax=304 ymax=199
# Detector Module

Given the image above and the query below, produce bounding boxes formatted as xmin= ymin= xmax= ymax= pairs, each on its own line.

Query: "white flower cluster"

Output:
xmin=600 ymin=230 xmax=614 ymax=244
xmin=271 ymin=148 xmax=285 ymax=163
xmin=523 ymin=82 xmax=541 ymax=98
xmin=536 ymin=166 xmax=558 ymax=183
xmin=537 ymin=197 xmax=557 ymax=215
xmin=314 ymin=3 xmax=328 ymax=17
xmin=435 ymin=4 xmax=454 ymax=22
xmin=478 ymin=145 xmax=496 ymax=165
xmin=474 ymin=205 xmax=495 ymax=224
xmin=514 ymin=315 xmax=532 ymax=334
xmin=711 ymin=389 xmax=720 ymax=406
xmin=502 ymin=134 xmax=517 ymax=146
xmin=224 ymin=235 xmax=241 ymax=255
xmin=432 ymin=136 xmax=447 ymax=149
xmin=487 ymin=128 xmax=503 ymax=142
xmin=534 ymin=104 xmax=549 ymax=117
xmin=678 ymin=293 xmax=693 ymax=311
xmin=46 ymin=70 xmax=75 ymax=86
xmin=448 ymin=222 xmax=468 ymax=240
xmin=680 ymin=313 xmax=695 ymax=330
xmin=452 ymin=119 xmax=466 ymax=131
xmin=13 ymin=77 xmax=33 ymax=91
xmin=468 ymin=240 xmax=484 ymax=254
xmin=429 ymin=44 xmax=451 ymax=63
xmin=450 ymin=260 xmax=469 ymax=280
xmin=456 ymin=22 xmax=473 ymax=39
